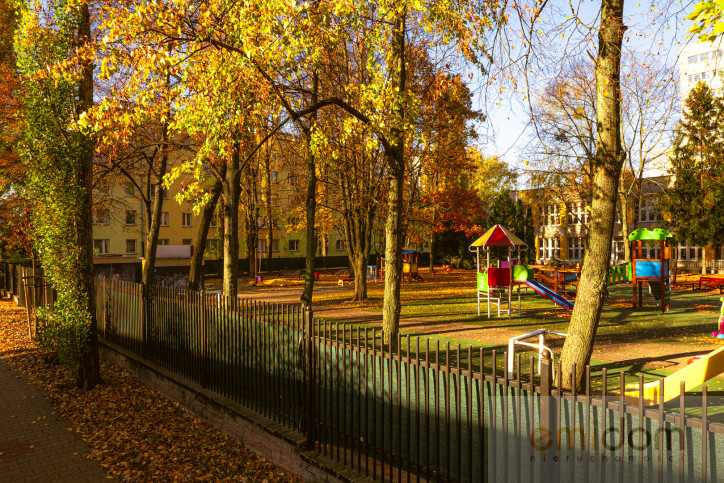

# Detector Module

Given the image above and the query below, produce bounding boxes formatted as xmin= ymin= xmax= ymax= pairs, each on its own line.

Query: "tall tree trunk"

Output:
xmin=76 ymin=1 xmax=101 ymax=389
xmin=242 ymin=157 xmax=259 ymax=279
xmin=429 ymin=232 xmax=435 ymax=272
xmin=300 ymin=72 xmax=319 ymax=308
xmin=264 ymin=149 xmax=274 ymax=263
xmin=219 ymin=194 xmax=226 ymax=271
xmin=345 ymin=208 xmax=374 ymax=302
xmin=222 ymin=141 xmax=242 ymax=298
xmin=382 ymin=10 xmax=406 ymax=348
xmin=245 ymin=212 xmax=258 ymax=279
xmin=559 ymin=0 xmax=626 ymax=390
xmin=140 ymin=129 xmax=168 ymax=286
xmin=188 ymin=180 xmax=222 ymax=292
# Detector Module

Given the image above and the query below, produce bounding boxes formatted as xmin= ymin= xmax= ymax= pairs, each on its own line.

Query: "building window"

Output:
xmin=287 ymin=174 xmax=298 ymax=185
xmin=676 ymin=241 xmax=702 ymax=261
xmin=548 ymin=204 xmax=560 ymax=226
xmin=610 ymin=240 xmax=625 ymax=263
xmin=160 ymin=212 xmax=169 ymax=226
xmin=93 ymin=209 xmax=110 ymax=225
xmin=538 ymin=204 xmax=560 ymax=226
xmin=210 ymin=215 xmax=219 ymax=227
xmin=272 ymin=239 xmax=280 ymax=252
xmin=288 ymin=217 xmax=299 ymax=226
xmin=157 ymin=239 xmax=169 ymax=245
xmin=258 ymin=239 xmax=267 ymax=253
xmin=336 ymin=239 xmax=345 ymax=251
xmin=124 ymin=183 xmax=134 ymax=197
xmin=272 ymin=218 xmax=279 ymax=228
xmin=271 ymin=195 xmax=279 ymax=207
xmin=540 ymin=238 xmax=559 ymax=260
xmin=182 ymin=239 xmax=192 ymax=245
xmin=125 ymin=210 xmax=137 ymax=226
xmin=125 ymin=239 xmax=137 ymax=255
xmin=289 ymin=239 xmax=300 ymax=252
xmin=93 ymin=239 xmax=110 ymax=255
xmin=182 ymin=212 xmax=192 ymax=227
xmin=567 ymin=237 xmax=585 ymax=261
xmin=638 ymin=197 xmax=659 ymax=222
xmin=205 ymin=239 xmax=219 ymax=254
xmin=271 ymin=171 xmax=278 ymax=183
xmin=568 ymin=202 xmax=588 ymax=225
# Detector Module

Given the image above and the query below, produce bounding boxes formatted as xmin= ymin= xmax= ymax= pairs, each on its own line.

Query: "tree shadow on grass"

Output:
xmin=594 ymin=321 xmax=718 ymax=346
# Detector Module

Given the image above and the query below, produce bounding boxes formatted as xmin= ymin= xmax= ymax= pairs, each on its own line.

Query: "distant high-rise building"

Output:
xmin=679 ymin=38 xmax=724 ymax=104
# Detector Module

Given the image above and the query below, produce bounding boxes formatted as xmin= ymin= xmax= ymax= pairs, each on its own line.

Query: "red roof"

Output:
xmin=469 ymin=225 xmax=527 ymax=248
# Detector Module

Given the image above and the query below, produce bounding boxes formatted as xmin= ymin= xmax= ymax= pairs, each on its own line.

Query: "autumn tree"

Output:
xmin=556 ymin=0 xmax=627 ymax=388
xmin=470 ymin=151 xmax=518 ymax=205
xmin=618 ymin=58 xmax=678 ymax=262
xmin=92 ymin=80 xmax=186 ymax=287
xmin=317 ymin=119 xmax=385 ymax=301
xmin=0 ymin=0 xmax=32 ymax=262
xmin=15 ymin=0 xmax=100 ymax=388
xmin=91 ymin=0 xmax=500 ymax=343
xmin=187 ymin=177 xmax=222 ymax=291
xmin=407 ymin=66 xmax=486 ymax=271
xmin=499 ymin=0 xmax=630 ymax=388
xmin=659 ymin=82 xmax=724 ymax=264
xmin=526 ymin=56 xmax=677 ymax=262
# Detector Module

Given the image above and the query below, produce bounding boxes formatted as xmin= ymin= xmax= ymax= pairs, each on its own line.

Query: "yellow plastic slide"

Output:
xmin=621 ymin=345 xmax=724 ymax=405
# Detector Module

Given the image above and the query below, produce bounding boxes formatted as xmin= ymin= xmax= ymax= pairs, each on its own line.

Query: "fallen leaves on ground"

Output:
xmin=0 ymin=300 xmax=302 ymax=482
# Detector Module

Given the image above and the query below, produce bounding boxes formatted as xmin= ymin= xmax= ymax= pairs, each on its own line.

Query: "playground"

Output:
xmin=227 ymin=224 xmax=724 ymax=421
xmin=245 ymin=268 xmax=723 ymax=369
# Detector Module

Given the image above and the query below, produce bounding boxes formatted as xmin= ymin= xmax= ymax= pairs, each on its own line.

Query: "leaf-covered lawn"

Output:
xmin=0 ymin=300 xmax=301 ymax=482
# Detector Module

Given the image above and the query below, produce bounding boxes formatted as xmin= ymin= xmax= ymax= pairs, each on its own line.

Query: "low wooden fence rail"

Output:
xmin=1 ymin=261 xmax=723 ymax=482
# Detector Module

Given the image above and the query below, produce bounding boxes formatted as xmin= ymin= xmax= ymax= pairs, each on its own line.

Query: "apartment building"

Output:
xmin=91 ymin=141 xmax=363 ymax=267
xmin=679 ymin=37 xmax=724 ymax=103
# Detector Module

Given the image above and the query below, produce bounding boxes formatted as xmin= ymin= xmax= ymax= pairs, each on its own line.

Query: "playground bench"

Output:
xmin=694 ymin=276 xmax=724 ymax=293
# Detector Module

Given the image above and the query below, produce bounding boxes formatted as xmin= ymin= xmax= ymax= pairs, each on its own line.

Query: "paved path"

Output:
xmin=0 ymin=359 xmax=111 ymax=482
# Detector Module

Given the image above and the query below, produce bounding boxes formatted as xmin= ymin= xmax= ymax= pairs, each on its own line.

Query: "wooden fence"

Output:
xmin=1 ymin=262 xmax=723 ymax=482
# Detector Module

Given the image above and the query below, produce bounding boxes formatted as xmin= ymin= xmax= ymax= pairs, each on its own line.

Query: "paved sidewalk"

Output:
xmin=0 ymin=358 xmax=111 ymax=482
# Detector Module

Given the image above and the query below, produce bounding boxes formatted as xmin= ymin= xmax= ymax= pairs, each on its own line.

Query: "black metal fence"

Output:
xmin=1 ymin=261 xmax=723 ymax=482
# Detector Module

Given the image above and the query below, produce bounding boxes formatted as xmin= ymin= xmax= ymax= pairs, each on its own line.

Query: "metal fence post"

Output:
xmin=304 ymin=305 xmax=315 ymax=450
xmin=201 ymin=292 xmax=209 ymax=388
xmin=539 ymin=358 xmax=558 ymax=483
xmin=141 ymin=283 xmax=149 ymax=359
xmin=103 ymin=279 xmax=111 ymax=340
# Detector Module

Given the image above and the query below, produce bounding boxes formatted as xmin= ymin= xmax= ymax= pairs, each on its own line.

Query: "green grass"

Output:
xmin=318 ymin=278 xmax=724 ymax=345
xmin=313 ymin=274 xmax=724 ymax=419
